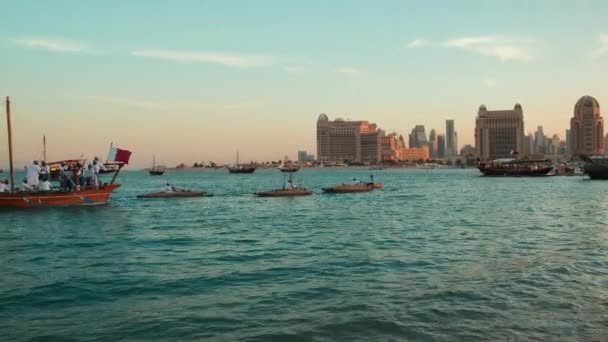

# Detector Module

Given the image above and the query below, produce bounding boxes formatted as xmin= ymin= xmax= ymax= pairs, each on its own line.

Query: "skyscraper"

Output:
xmin=316 ymin=113 xmax=383 ymax=164
xmin=298 ymin=150 xmax=308 ymax=163
xmin=428 ymin=129 xmax=437 ymax=158
xmin=437 ymin=134 xmax=446 ymax=158
xmin=523 ymin=133 xmax=534 ymax=156
xmin=570 ymin=95 xmax=604 ymax=157
xmin=475 ymin=103 xmax=525 ymax=160
xmin=408 ymin=125 xmax=428 ymax=148
xmin=446 ymin=120 xmax=456 ymax=157
xmin=534 ymin=126 xmax=546 ymax=154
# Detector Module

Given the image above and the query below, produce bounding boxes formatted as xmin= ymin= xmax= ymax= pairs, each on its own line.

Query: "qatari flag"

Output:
xmin=107 ymin=147 xmax=132 ymax=164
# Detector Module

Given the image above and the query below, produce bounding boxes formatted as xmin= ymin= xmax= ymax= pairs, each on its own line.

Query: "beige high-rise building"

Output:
xmin=317 ymin=113 xmax=382 ymax=164
xmin=475 ymin=103 xmax=524 ymax=161
xmin=570 ymin=95 xmax=603 ymax=157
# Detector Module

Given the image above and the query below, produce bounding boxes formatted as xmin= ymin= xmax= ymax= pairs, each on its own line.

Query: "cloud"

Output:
xmin=406 ymin=39 xmax=429 ymax=48
xmin=443 ymin=35 xmax=534 ymax=62
xmin=131 ymin=49 xmax=274 ymax=68
xmin=336 ymin=66 xmax=362 ymax=76
xmin=14 ymin=37 xmax=88 ymax=53
xmin=88 ymin=95 xmax=259 ymax=111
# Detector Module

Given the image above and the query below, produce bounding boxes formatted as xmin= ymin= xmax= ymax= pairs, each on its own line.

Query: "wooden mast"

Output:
xmin=5 ymin=97 xmax=15 ymax=192
xmin=43 ymin=135 xmax=47 ymax=161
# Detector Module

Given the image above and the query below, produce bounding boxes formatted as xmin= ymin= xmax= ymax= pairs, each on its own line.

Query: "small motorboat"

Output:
xmin=278 ymin=155 xmax=300 ymax=172
xmin=323 ymin=176 xmax=381 ymax=193
xmin=255 ymin=169 xmax=312 ymax=197
xmin=137 ymin=190 xmax=211 ymax=198
xmin=322 ymin=183 xmax=375 ymax=193
xmin=255 ymin=188 xmax=312 ymax=197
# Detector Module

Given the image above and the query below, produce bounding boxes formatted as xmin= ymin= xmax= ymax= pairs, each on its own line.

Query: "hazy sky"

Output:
xmin=1 ymin=0 xmax=607 ymax=167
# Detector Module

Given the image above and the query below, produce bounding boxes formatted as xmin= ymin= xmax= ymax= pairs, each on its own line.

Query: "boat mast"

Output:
xmin=43 ymin=135 xmax=47 ymax=161
xmin=5 ymin=97 xmax=15 ymax=192
xmin=153 ymin=154 xmax=156 ymax=168
xmin=236 ymin=151 xmax=239 ymax=166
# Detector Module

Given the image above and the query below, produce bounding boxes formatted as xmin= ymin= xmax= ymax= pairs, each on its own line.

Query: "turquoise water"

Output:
xmin=1 ymin=168 xmax=608 ymax=341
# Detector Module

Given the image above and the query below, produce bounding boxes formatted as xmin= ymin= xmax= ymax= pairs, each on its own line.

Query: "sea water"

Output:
xmin=1 ymin=168 xmax=608 ymax=341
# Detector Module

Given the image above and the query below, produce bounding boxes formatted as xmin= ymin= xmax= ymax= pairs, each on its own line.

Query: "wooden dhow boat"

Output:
xmin=149 ymin=155 xmax=166 ymax=176
xmin=0 ymin=97 xmax=129 ymax=208
xmin=227 ymin=151 xmax=256 ymax=174
xmin=255 ymin=170 xmax=312 ymax=197
xmin=477 ymin=158 xmax=554 ymax=177
xmin=278 ymin=155 xmax=300 ymax=173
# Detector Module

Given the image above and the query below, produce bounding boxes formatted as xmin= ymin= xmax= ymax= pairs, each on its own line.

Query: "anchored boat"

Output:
xmin=278 ymin=155 xmax=300 ymax=173
xmin=227 ymin=151 xmax=256 ymax=174
xmin=477 ymin=158 xmax=553 ymax=177
xmin=323 ymin=176 xmax=381 ymax=193
xmin=0 ymin=97 xmax=128 ymax=207
xmin=149 ymin=155 xmax=166 ymax=176
xmin=255 ymin=170 xmax=312 ymax=197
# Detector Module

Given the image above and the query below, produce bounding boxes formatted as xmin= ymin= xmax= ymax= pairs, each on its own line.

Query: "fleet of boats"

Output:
xmin=4 ymin=96 xmax=608 ymax=208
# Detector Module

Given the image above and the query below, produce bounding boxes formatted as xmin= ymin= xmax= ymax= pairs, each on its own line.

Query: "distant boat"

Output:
xmin=227 ymin=151 xmax=256 ymax=174
xmin=149 ymin=155 xmax=166 ymax=176
xmin=278 ymin=155 xmax=300 ymax=172
xmin=137 ymin=190 xmax=211 ymax=198
xmin=255 ymin=169 xmax=311 ymax=197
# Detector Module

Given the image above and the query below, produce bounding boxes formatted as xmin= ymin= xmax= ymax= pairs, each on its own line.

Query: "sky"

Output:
xmin=1 ymin=0 xmax=607 ymax=168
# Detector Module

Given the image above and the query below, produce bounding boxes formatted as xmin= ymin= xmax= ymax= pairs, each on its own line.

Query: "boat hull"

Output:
xmin=137 ymin=191 xmax=209 ymax=198
xmin=0 ymin=184 xmax=120 ymax=207
xmin=255 ymin=189 xmax=312 ymax=197
xmin=583 ymin=164 xmax=608 ymax=179
xmin=279 ymin=167 xmax=300 ymax=173
xmin=477 ymin=166 xmax=553 ymax=177
xmin=228 ymin=167 xmax=256 ymax=174
xmin=149 ymin=170 xmax=165 ymax=176
xmin=322 ymin=185 xmax=375 ymax=193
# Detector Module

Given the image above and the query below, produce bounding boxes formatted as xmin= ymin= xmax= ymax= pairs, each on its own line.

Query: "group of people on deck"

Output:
xmin=0 ymin=157 xmax=107 ymax=193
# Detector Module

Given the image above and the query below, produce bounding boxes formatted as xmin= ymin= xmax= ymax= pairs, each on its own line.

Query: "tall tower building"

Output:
xmin=408 ymin=125 xmax=428 ymax=148
xmin=437 ymin=134 xmax=446 ymax=158
xmin=316 ymin=113 xmax=383 ymax=164
xmin=475 ymin=103 xmax=525 ymax=161
xmin=428 ymin=129 xmax=437 ymax=158
xmin=446 ymin=120 xmax=456 ymax=157
xmin=570 ymin=96 xmax=604 ymax=157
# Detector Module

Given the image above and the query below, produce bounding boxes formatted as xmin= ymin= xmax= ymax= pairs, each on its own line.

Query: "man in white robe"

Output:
xmin=26 ymin=160 xmax=41 ymax=187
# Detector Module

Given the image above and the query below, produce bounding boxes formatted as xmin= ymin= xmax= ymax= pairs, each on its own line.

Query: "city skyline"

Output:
xmin=1 ymin=1 xmax=608 ymax=167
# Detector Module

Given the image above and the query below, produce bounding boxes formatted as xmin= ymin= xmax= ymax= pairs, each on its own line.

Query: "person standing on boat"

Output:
xmin=60 ymin=162 xmax=74 ymax=191
xmin=83 ymin=164 xmax=95 ymax=187
xmin=25 ymin=160 xmax=41 ymax=188
xmin=0 ymin=179 xmax=8 ymax=193
xmin=39 ymin=161 xmax=50 ymax=180
xmin=92 ymin=157 xmax=105 ymax=188
xmin=165 ymin=183 xmax=176 ymax=192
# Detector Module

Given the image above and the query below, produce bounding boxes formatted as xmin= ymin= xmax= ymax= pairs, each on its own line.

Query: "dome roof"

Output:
xmin=317 ymin=113 xmax=329 ymax=122
xmin=514 ymin=103 xmax=522 ymax=110
xmin=479 ymin=104 xmax=487 ymax=111
xmin=575 ymin=95 xmax=600 ymax=110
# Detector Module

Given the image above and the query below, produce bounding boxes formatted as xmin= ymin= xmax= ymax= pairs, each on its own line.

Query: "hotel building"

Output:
xmin=475 ymin=103 xmax=525 ymax=161
xmin=570 ymin=95 xmax=603 ymax=157
xmin=317 ymin=113 xmax=382 ymax=164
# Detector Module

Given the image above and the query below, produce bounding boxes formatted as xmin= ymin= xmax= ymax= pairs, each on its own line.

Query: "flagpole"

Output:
xmin=6 ymin=97 xmax=15 ymax=192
